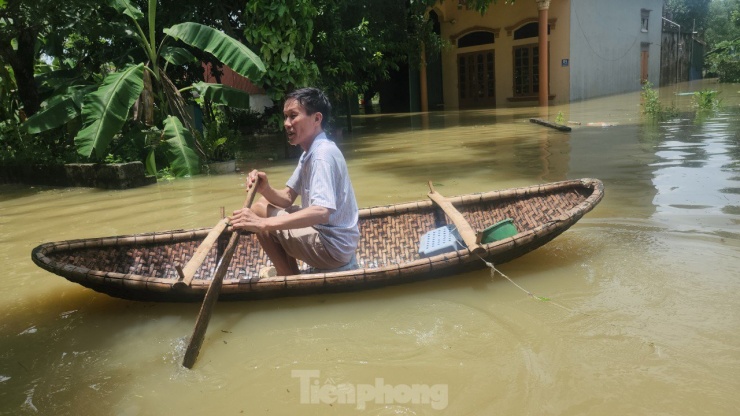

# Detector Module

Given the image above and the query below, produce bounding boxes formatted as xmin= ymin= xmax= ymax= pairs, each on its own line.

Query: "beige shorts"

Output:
xmin=270 ymin=207 xmax=345 ymax=270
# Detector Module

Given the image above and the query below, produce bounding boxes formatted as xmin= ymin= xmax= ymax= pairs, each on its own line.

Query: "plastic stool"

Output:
xmin=418 ymin=225 xmax=464 ymax=257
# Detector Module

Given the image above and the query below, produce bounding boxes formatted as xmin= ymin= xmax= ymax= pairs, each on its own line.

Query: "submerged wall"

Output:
xmin=0 ymin=162 xmax=157 ymax=189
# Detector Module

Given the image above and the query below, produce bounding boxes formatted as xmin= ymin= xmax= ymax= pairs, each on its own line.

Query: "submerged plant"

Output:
xmin=641 ymin=82 xmax=678 ymax=120
xmin=554 ymin=111 xmax=565 ymax=124
xmin=692 ymin=89 xmax=722 ymax=111
xmin=641 ymin=82 xmax=662 ymax=116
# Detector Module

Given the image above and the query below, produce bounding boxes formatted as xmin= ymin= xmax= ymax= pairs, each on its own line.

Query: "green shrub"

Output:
xmin=641 ymin=82 xmax=678 ymax=120
xmin=554 ymin=111 xmax=565 ymax=124
xmin=692 ymin=89 xmax=722 ymax=110
xmin=706 ymin=39 xmax=740 ymax=83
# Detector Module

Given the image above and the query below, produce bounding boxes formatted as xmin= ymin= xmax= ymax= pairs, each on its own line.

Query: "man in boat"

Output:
xmin=229 ymin=87 xmax=360 ymax=276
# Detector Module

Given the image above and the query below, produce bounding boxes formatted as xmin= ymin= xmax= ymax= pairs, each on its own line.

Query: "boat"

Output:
xmin=31 ymin=178 xmax=604 ymax=302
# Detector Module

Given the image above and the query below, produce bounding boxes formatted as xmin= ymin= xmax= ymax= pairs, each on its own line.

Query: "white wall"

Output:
xmin=569 ymin=0 xmax=663 ymax=101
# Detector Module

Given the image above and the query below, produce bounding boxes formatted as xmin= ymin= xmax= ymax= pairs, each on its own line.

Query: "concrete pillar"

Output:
xmin=420 ymin=43 xmax=429 ymax=112
xmin=537 ymin=0 xmax=551 ymax=107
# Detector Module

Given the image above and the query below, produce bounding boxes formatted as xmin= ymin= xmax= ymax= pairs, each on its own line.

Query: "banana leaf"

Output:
xmin=109 ymin=0 xmax=144 ymax=22
xmin=75 ymin=64 xmax=145 ymax=159
xmin=191 ymin=81 xmax=252 ymax=108
xmin=161 ymin=46 xmax=197 ymax=67
xmin=145 ymin=148 xmax=157 ymax=176
xmin=162 ymin=116 xmax=200 ymax=177
xmin=22 ymin=86 xmax=94 ymax=134
xmin=163 ymin=23 xmax=265 ymax=80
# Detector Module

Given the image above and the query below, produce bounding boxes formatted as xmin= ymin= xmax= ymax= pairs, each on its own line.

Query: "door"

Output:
xmin=458 ymin=50 xmax=495 ymax=108
xmin=640 ymin=44 xmax=649 ymax=84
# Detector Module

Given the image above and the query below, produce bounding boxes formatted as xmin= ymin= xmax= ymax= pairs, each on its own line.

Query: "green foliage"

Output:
xmin=161 ymin=116 xmax=200 ymax=176
xmin=664 ymin=0 xmax=712 ymax=32
xmin=706 ymin=39 xmax=740 ymax=83
xmin=705 ymin=0 xmax=740 ymax=46
xmin=554 ymin=111 xmax=565 ymax=124
xmin=641 ymin=82 xmax=678 ymax=120
xmin=243 ymin=0 xmax=320 ymax=104
xmin=0 ymin=64 xmax=20 ymax=123
xmin=201 ymin=107 xmax=241 ymax=162
xmin=74 ymin=63 xmax=145 ymax=158
xmin=191 ymin=82 xmax=253 ymax=109
xmin=313 ymin=1 xmax=409 ymax=113
xmin=692 ymin=89 xmax=722 ymax=111
xmin=22 ymin=85 xmax=94 ymax=134
xmin=641 ymin=82 xmax=661 ymax=116
xmin=163 ymin=23 xmax=265 ymax=80
xmin=17 ymin=0 xmax=264 ymax=176
xmin=1 ymin=119 xmax=78 ymax=166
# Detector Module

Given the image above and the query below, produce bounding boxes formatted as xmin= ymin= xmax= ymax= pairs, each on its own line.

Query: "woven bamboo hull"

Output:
xmin=31 ymin=178 xmax=604 ymax=302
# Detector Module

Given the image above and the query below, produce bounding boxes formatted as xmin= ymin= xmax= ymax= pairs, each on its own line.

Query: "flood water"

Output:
xmin=1 ymin=80 xmax=739 ymax=415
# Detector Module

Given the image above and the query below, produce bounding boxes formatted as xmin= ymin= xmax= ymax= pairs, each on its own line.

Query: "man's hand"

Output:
xmin=246 ymin=169 xmax=269 ymax=194
xmin=228 ymin=208 xmax=266 ymax=233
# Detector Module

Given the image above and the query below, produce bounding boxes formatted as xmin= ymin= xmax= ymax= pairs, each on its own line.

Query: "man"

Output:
xmin=229 ymin=87 xmax=360 ymax=276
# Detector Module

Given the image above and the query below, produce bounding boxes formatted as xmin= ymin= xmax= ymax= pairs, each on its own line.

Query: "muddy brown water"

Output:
xmin=1 ymin=80 xmax=739 ymax=415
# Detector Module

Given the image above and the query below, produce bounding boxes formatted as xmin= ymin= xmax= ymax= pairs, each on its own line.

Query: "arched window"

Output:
xmin=514 ymin=22 xmax=549 ymax=40
xmin=458 ymin=31 xmax=495 ymax=48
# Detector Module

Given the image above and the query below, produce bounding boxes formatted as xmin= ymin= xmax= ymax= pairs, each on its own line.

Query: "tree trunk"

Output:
xmin=345 ymin=92 xmax=353 ymax=133
xmin=0 ymin=26 xmax=40 ymax=116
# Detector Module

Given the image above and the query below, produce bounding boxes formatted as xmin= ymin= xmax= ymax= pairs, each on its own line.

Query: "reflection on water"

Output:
xmin=1 ymin=80 xmax=739 ymax=415
xmin=651 ymin=113 xmax=740 ymax=235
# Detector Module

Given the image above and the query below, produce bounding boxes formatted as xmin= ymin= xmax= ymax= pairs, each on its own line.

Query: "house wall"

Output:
xmin=568 ymin=0 xmax=663 ymax=101
xmin=202 ymin=63 xmax=273 ymax=113
xmin=430 ymin=0 xmax=664 ymax=108
xmin=433 ymin=0 xmax=571 ymax=109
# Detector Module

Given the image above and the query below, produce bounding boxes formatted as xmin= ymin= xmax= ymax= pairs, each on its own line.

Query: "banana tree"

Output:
xmin=22 ymin=0 xmax=265 ymax=176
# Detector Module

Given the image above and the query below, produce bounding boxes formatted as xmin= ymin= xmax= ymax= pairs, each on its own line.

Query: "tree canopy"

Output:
xmin=663 ymin=0 xmax=712 ymax=33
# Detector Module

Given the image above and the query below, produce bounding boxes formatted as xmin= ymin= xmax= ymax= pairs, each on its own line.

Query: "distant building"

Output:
xmin=420 ymin=0 xmax=664 ymax=110
xmin=202 ymin=62 xmax=272 ymax=113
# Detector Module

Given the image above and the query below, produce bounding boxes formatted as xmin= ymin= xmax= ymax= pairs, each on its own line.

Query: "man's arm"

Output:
xmin=260 ymin=185 xmax=298 ymax=209
xmin=246 ymin=169 xmax=297 ymax=209
xmin=229 ymin=205 xmax=331 ymax=233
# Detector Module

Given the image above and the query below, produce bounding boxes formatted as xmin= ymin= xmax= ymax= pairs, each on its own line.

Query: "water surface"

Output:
xmin=1 ymin=80 xmax=739 ymax=415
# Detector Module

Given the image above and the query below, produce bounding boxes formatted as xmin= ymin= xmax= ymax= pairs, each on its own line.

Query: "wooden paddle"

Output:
xmin=427 ymin=181 xmax=485 ymax=255
xmin=173 ymin=218 xmax=230 ymax=289
xmin=182 ymin=179 xmax=260 ymax=369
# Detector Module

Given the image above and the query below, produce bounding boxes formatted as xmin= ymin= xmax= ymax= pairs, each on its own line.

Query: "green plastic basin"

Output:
xmin=480 ymin=218 xmax=518 ymax=243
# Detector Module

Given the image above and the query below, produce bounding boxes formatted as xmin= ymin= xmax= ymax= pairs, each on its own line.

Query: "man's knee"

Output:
xmin=251 ymin=197 xmax=270 ymax=217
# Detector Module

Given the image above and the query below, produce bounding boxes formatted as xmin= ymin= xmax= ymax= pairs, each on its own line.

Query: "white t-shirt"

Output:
xmin=286 ymin=133 xmax=360 ymax=263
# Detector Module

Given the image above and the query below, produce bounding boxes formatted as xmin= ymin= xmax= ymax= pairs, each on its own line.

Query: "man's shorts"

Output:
xmin=270 ymin=206 xmax=347 ymax=270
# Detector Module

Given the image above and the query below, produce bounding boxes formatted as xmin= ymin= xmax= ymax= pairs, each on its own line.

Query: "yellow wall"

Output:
xmin=431 ymin=0 xmax=571 ymax=109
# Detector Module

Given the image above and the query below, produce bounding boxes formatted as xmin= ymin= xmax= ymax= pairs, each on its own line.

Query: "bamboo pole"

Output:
xmin=182 ymin=180 xmax=260 ymax=369
xmin=427 ymin=182 xmax=485 ymax=254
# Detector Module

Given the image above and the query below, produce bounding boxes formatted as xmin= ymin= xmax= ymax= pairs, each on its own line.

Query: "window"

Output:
xmin=458 ymin=31 xmax=495 ymax=48
xmin=641 ymin=9 xmax=651 ymax=32
xmin=514 ymin=22 xmax=548 ymax=40
xmin=459 ymin=56 xmax=467 ymax=99
xmin=513 ymin=44 xmax=539 ymax=96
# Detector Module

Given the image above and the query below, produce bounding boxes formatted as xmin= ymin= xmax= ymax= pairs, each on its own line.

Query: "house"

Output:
xmin=419 ymin=0 xmax=664 ymax=110
xmin=202 ymin=62 xmax=273 ymax=113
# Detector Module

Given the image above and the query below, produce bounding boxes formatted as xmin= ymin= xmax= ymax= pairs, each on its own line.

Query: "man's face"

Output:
xmin=283 ymin=98 xmax=322 ymax=150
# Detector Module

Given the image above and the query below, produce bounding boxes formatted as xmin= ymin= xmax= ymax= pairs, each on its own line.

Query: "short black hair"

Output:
xmin=285 ymin=87 xmax=332 ymax=130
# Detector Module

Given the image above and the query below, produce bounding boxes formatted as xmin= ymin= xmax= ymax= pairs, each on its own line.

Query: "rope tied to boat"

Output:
xmin=447 ymin=225 xmax=585 ymax=315
xmin=480 ymin=255 xmax=586 ymax=315
xmin=481 ymin=257 xmax=550 ymax=302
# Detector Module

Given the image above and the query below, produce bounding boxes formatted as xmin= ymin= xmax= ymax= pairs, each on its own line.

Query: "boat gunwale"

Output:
xmin=31 ymin=178 xmax=604 ymax=299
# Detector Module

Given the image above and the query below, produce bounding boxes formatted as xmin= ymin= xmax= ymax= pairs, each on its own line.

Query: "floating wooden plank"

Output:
xmin=529 ymin=118 xmax=572 ymax=132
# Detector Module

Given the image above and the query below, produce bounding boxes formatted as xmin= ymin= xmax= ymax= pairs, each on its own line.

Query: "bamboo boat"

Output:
xmin=31 ymin=178 xmax=604 ymax=302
